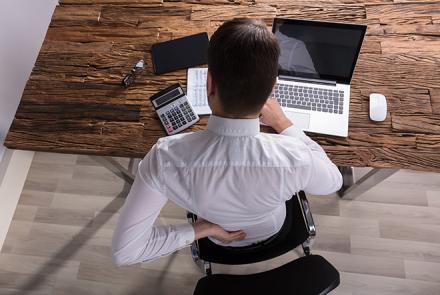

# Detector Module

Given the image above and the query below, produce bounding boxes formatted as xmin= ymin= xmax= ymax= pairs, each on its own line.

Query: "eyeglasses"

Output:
xmin=121 ymin=59 xmax=145 ymax=88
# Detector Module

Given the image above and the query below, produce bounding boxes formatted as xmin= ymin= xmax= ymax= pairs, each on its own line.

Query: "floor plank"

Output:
xmin=405 ymin=260 xmax=440 ymax=283
xmin=336 ymin=272 xmax=440 ymax=295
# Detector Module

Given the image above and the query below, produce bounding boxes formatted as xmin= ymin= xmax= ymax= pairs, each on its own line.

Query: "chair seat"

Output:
xmin=193 ymin=255 xmax=340 ymax=295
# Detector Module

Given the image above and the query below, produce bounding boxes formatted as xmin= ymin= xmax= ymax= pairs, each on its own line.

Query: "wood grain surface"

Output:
xmin=5 ymin=0 xmax=440 ymax=171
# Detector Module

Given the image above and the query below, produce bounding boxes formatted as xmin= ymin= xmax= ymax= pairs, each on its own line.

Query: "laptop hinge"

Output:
xmin=279 ymin=75 xmax=337 ymax=86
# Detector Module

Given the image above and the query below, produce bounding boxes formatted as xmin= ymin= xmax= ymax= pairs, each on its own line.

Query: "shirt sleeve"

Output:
xmin=111 ymin=144 xmax=195 ymax=266
xmin=281 ymin=125 xmax=343 ymax=195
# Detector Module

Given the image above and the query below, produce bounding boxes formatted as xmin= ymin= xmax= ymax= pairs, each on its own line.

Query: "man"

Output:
xmin=112 ymin=18 xmax=342 ymax=266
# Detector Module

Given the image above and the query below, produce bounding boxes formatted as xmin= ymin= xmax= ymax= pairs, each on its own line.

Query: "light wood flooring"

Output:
xmin=1 ymin=152 xmax=440 ymax=294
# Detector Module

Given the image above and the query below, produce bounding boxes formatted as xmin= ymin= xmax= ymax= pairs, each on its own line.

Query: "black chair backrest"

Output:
xmin=197 ymin=194 xmax=309 ymax=264
xmin=193 ymin=255 xmax=340 ymax=295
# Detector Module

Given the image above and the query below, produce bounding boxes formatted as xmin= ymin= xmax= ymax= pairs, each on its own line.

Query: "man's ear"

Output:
xmin=207 ymin=70 xmax=216 ymax=98
xmin=271 ymin=80 xmax=277 ymax=94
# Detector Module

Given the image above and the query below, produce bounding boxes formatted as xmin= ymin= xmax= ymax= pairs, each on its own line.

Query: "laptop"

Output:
xmin=271 ymin=18 xmax=367 ymax=137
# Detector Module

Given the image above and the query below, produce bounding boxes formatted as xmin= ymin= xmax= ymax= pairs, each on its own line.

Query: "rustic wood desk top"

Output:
xmin=5 ymin=0 xmax=440 ymax=172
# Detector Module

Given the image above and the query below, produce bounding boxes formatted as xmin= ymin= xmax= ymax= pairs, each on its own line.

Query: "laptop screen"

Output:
xmin=272 ymin=18 xmax=367 ymax=84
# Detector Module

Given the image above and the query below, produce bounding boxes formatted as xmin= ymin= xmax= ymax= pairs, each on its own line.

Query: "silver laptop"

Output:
xmin=272 ymin=18 xmax=366 ymax=137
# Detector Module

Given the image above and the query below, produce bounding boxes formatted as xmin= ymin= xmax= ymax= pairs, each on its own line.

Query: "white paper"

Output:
xmin=187 ymin=68 xmax=211 ymax=115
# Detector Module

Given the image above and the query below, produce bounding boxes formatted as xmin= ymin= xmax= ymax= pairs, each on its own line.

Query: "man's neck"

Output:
xmin=212 ymin=111 xmax=259 ymax=120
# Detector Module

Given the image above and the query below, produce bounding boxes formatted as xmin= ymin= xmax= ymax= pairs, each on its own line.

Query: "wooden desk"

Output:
xmin=5 ymin=0 xmax=440 ymax=173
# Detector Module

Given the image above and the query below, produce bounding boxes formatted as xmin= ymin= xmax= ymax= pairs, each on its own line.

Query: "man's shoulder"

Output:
xmin=155 ymin=130 xmax=209 ymax=154
xmin=257 ymin=132 xmax=307 ymax=147
xmin=256 ymin=133 xmax=311 ymax=167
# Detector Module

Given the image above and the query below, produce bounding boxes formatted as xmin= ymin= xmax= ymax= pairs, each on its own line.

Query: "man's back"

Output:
xmin=141 ymin=115 xmax=342 ymax=247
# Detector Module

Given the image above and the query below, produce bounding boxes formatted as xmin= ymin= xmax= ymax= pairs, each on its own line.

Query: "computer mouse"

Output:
xmin=369 ymin=93 xmax=387 ymax=122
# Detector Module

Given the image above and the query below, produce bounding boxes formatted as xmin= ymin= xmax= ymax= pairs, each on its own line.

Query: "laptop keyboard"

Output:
xmin=272 ymin=84 xmax=344 ymax=114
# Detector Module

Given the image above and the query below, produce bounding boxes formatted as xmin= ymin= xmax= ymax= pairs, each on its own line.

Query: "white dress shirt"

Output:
xmin=112 ymin=115 xmax=342 ymax=266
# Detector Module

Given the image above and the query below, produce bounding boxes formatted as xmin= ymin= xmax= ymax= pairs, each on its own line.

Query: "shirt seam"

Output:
xmin=163 ymin=164 xmax=309 ymax=168
xmin=205 ymin=129 xmax=259 ymax=137
xmin=156 ymin=142 xmax=165 ymax=194
xmin=303 ymin=150 xmax=314 ymax=191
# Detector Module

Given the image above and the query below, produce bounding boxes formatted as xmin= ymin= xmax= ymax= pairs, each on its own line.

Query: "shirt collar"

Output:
xmin=207 ymin=115 xmax=260 ymax=136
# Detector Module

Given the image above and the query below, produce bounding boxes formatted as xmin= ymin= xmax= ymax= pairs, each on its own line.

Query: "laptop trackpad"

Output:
xmin=285 ymin=111 xmax=311 ymax=130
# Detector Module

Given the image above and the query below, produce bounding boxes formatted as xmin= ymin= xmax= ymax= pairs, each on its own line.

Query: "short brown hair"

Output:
xmin=208 ymin=18 xmax=280 ymax=116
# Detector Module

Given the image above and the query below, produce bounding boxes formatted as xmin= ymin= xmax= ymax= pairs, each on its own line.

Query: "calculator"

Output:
xmin=150 ymin=83 xmax=200 ymax=136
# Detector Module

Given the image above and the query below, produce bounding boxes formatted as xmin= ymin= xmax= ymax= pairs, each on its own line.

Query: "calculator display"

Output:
xmin=153 ymin=88 xmax=183 ymax=107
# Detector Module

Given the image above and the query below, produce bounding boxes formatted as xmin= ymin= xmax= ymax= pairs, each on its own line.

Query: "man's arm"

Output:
xmin=260 ymin=99 xmax=342 ymax=195
xmin=112 ymin=145 xmax=246 ymax=266
xmin=111 ymin=156 xmax=194 ymax=266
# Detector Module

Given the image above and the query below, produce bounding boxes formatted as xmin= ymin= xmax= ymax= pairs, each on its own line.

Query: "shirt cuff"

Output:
xmin=174 ymin=223 xmax=195 ymax=246
xmin=280 ymin=125 xmax=310 ymax=142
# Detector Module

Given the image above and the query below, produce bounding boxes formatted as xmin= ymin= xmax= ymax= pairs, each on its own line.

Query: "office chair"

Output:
xmin=187 ymin=191 xmax=340 ymax=295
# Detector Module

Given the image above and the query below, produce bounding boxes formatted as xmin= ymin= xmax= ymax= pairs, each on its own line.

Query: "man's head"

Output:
xmin=207 ymin=18 xmax=280 ymax=118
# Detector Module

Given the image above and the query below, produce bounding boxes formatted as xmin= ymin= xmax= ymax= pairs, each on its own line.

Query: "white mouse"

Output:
xmin=369 ymin=93 xmax=387 ymax=122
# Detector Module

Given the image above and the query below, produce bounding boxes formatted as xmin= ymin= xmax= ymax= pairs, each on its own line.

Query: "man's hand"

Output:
xmin=260 ymin=98 xmax=293 ymax=133
xmin=193 ymin=219 xmax=246 ymax=244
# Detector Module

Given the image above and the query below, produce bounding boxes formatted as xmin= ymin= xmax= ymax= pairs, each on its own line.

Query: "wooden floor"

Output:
xmin=0 ymin=152 xmax=439 ymax=294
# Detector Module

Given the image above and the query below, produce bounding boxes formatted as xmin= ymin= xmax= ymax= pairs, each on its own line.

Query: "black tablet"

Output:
xmin=151 ymin=32 xmax=209 ymax=75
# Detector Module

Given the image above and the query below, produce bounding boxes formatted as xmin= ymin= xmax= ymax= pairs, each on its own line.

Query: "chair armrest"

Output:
xmin=187 ymin=212 xmax=197 ymax=224
xmin=297 ymin=191 xmax=316 ymax=238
